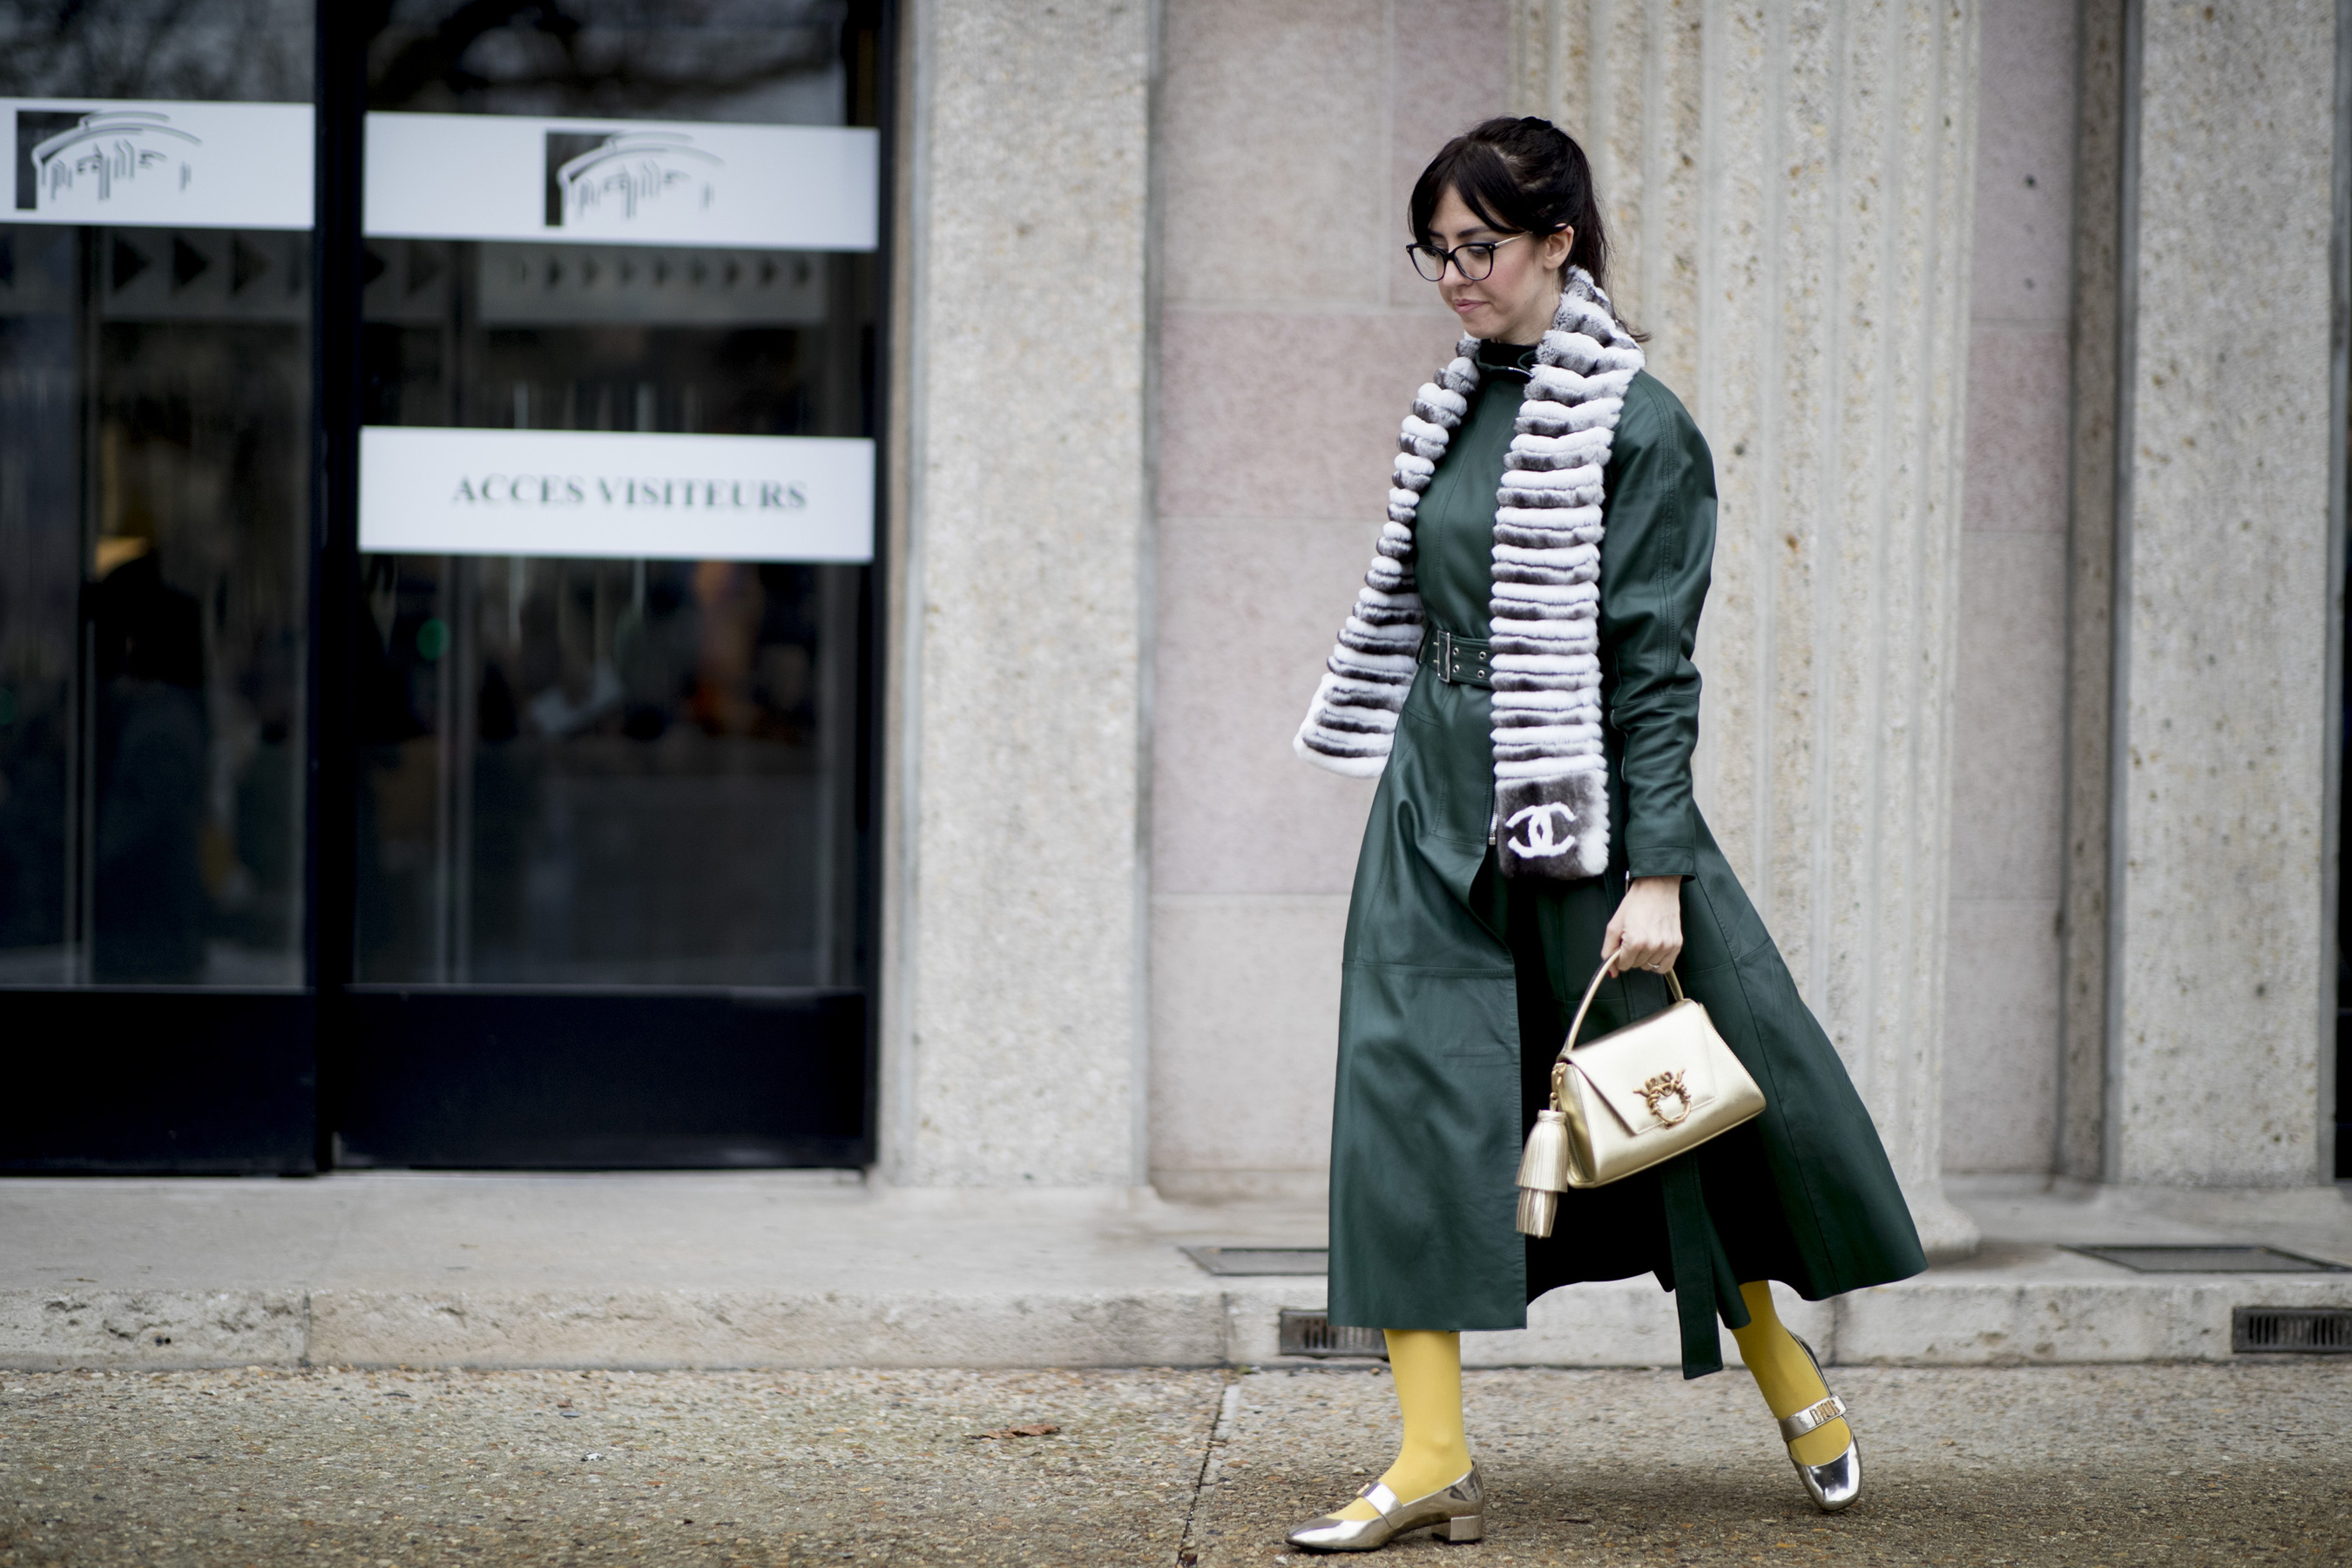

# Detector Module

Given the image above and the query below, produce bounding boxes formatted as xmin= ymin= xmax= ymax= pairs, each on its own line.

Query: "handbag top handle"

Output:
xmin=1561 ymin=949 xmax=1688 ymax=1058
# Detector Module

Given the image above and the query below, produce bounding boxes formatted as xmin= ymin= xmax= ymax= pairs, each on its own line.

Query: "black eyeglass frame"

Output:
xmin=1405 ymin=232 xmax=1526 ymax=283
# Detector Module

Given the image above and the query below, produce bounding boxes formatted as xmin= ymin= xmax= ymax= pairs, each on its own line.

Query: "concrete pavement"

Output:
xmin=2 ymin=1362 xmax=2346 ymax=1565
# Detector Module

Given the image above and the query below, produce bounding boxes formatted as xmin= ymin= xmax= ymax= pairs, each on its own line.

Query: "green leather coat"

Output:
xmin=1327 ymin=354 xmax=1926 ymax=1375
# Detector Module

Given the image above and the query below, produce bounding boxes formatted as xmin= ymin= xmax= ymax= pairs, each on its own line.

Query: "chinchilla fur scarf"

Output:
xmin=1293 ymin=267 xmax=1643 ymax=882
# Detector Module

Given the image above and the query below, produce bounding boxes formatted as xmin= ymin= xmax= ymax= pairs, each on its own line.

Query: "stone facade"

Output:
xmin=883 ymin=0 xmax=1154 ymax=1186
xmin=1148 ymin=0 xmax=1515 ymax=1200
xmin=2104 ymin=0 xmax=2340 ymax=1184
xmin=1946 ymin=0 xmax=2082 ymax=1177
xmin=1509 ymin=0 xmax=1983 ymax=1256
xmin=884 ymin=0 xmax=2349 ymax=1204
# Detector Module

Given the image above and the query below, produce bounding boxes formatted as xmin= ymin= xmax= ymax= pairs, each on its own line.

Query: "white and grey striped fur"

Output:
xmin=1292 ymin=267 xmax=1644 ymax=881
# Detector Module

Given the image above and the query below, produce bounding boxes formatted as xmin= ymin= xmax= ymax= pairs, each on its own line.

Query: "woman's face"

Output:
xmin=1423 ymin=186 xmax=1572 ymax=345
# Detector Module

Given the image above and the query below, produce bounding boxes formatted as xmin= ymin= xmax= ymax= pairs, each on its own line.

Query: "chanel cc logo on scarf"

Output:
xmin=1293 ymin=268 xmax=1642 ymax=884
xmin=1504 ymin=801 xmax=1577 ymax=858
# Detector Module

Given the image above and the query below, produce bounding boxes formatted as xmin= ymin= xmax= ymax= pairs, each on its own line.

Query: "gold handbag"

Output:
xmin=1515 ymin=956 xmax=1767 ymax=1237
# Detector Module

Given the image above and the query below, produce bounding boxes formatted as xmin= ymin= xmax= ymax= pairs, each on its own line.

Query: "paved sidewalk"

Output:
xmin=3 ymin=1362 xmax=2346 ymax=1566
xmin=4 ymin=1173 xmax=2350 ymax=1369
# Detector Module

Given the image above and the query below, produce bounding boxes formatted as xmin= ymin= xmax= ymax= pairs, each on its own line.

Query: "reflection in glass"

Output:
xmin=0 ymin=228 xmax=310 ymax=985
xmin=353 ymin=551 xmax=859 ymax=985
xmin=0 ymin=0 xmax=313 ymax=989
xmin=366 ymin=0 xmax=852 ymax=124
xmin=355 ymin=2 xmax=875 ymax=989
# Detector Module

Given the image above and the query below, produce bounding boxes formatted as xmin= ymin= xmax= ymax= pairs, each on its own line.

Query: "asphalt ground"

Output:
xmin=0 ymin=1362 xmax=2345 ymax=1566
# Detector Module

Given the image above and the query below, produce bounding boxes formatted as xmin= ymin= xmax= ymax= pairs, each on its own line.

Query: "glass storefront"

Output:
xmin=0 ymin=0 xmax=884 ymax=1172
xmin=0 ymin=3 xmax=314 ymax=989
xmin=353 ymin=6 xmax=874 ymax=991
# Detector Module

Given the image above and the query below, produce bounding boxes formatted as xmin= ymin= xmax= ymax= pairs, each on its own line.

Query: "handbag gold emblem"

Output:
xmin=1514 ymin=952 xmax=1768 ymax=1237
xmin=1638 ymin=1071 xmax=1693 ymax=1127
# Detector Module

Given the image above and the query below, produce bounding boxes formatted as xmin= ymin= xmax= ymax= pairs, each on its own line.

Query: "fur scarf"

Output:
xmin=1292 ymin=267 xmax=1644 ymax=881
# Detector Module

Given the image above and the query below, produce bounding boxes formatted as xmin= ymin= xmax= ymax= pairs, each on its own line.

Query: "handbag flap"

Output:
xmin=1561 ymin=998 xmax=1729 ymax=1137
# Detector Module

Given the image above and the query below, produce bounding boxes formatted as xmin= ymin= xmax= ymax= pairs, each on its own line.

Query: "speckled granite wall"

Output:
xmin=888 ymin=0 xmax=2342 ymax=1200
xmin=1515 ymin=0 xmax=1984 ymax=1256
xmin=1145 ymin=0 xmax=1514 ymax=1200
xmin=2108 ymin=0 xmax=2340 ymax=1185
xmin=884 ymin=0 xmax=1153 ymax=1185
xmin=1942 ymin=0 xmax=2082 ymax=1177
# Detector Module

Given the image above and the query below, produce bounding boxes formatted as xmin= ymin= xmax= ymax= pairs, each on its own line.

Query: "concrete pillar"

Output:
xmin=1513 ymin=0 xmax=1983 ymax=1256
xmin=2103 ymin=0 xmax=2342 ymax=1186
xmin=1943 ymin=0 xmax=2082 ymax=1179
xmin=883 ymin=0 xmax=1153 ymax=1186
xmin=2056 ymin=0 xmax=2131 ymax=1182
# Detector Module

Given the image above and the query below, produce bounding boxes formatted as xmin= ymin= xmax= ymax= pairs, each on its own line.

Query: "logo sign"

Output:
xmin=359 ymin=426 xmax=875 ymax=564
xmin=5 ymin=98 xmax=312 ymax=228
xmin=366 ymin=113 xmax=877 ymax=251
xmin=544 ymin=129 xmax=721 ymax=231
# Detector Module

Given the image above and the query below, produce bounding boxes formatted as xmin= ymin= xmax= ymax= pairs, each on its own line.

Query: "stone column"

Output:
xmin=883 ymin=0 xmax=1153 ymax=1186
xmin=2055 ymin=0 xmax=2130 ymax=1182
xmin=1512 ymin=0 xmax=1982 ymax=1256
xmin=2103 ymin=0 xmax=2341 ymax=1186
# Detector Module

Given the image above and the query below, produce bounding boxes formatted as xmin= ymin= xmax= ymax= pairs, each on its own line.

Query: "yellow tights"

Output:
xmin=1729 ymin=1281 xmax=1853 ymax=1465
xmin=1333 ymin=1330 xmax=1471 ymax=1520
xmin=1328 ymin=1285 xmax=1847 ymax=1519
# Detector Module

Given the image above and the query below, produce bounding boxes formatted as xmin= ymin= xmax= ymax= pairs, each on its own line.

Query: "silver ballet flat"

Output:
xmin=1285 ymin=1463 xmax=1485 ymax=1552
xmin=1781 ymin=1335 xmax=1862 ymax=1512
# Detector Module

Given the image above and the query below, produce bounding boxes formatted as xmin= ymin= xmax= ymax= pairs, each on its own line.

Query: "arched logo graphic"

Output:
xmin=4 ymin=99 xmax=310 ymax=229
xmin=1504 ymin=801 xmax=1578 ymax=859
xmin=545 ymin=131 xmax=723 ymax=233
xmin=17 ymin=110 xmax=200 ymax=213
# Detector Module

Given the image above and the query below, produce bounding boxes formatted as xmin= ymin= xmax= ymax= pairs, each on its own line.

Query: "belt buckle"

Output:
xmin=1436 ymin=629 xmax=1482 ymax=685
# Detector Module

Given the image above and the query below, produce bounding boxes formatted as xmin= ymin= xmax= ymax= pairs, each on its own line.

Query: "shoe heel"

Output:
xmin=1439 ymin=1513 xmax=1484 ymax=1543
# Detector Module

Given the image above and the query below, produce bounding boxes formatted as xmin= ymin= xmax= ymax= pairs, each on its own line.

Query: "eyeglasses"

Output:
xmin=1406 ymin=233 xmax=1525 ymax=283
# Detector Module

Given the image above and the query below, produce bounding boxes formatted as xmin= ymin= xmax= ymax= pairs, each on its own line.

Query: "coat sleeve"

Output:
xmin=1596 ymin=375 xmax=1718 ymax=882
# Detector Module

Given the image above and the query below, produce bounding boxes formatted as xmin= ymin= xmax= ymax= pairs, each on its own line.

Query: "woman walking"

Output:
xmin=1287 ymin=118 xmax=1926 ymax=1551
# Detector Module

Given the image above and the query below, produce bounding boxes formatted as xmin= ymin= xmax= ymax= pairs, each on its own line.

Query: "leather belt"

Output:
xmin=1421 ymin=628 xmax=1493 ymax=688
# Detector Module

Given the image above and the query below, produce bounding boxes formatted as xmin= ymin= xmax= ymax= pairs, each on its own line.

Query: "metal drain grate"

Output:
xmin=2064 ymin=1244 xmax=2349 ymax=1274
xmin=1179 ymin=1246 xmax=1329 ymax=1276
xmin=1278 ymin=1310 xmax=1389 ymax=1359
xmin=2234 ymin=1307 xmax=2352 ymax=1354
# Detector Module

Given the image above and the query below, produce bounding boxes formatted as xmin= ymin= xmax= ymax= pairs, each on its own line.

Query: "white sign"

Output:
xmin=359 ymin=426 xmax=874 ymax=563
xmin=364 ymin=114 xmax=878 ymax=251
xmin=6 ymin=98 xmax=312 ymax=229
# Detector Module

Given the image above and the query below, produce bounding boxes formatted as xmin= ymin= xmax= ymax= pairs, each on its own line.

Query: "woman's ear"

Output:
xmin=1546 ymin=225 xmax=1576 ymax=273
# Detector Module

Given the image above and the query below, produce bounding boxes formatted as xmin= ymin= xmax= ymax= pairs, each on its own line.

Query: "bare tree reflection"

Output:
xmin=367 ymin=0 xmax=846 ymax=118
xmin=0 ymin=0 xmax=312 ymax=101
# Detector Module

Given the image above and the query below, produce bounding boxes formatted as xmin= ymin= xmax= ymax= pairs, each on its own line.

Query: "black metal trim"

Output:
xmin=311 ymin=0 xmax=369 ymax=1170
xmin=849 ymin=0 xmax=897 ymax=1173
xmin=1276 ymin=1311 xmax=1389 ymax=1360
xmin=333 ymin=988 xmax=869 ymax=1169
xmin=2064 ymin=1243 xmax=2351 ymax=1274
xmin=0 ymin=990 xmax=316 ymax=1173
xmin=2234 ymin=1306 xmax=2352 ymax=1353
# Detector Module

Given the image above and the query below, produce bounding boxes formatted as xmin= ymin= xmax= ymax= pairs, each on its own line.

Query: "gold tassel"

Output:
xmin=1517 ymin=1186 xmax=1559 ymax=1238
xmin=1515 ymin=1107 xmax=1570 ymax=1237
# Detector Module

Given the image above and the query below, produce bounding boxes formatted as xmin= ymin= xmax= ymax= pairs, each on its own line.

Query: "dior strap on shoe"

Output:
xmin=1285 ymin=1463 xmax=1485 ymax=1552
xmin=1781 ymin=1336 xmax=1862 ymax=1512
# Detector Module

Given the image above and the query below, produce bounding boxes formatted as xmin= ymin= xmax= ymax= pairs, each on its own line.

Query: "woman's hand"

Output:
xmin=1605 ymin=875 xmax=1685 ymax=976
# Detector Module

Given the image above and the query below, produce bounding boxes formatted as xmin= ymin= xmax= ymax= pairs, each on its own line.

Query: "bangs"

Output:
xmin=1409 ymin=137 xmax=1549 ymax=242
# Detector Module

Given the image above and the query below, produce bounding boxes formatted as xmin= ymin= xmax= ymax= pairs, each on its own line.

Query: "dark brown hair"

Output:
xmin=1409 ymin=116 xmax=1613 ymax=298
